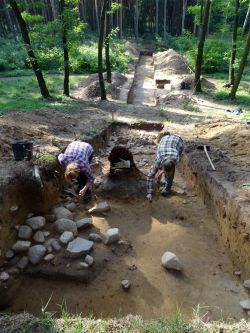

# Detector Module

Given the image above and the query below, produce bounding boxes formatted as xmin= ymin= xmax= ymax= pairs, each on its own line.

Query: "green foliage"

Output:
xmin=181 ymin=102 xmax=201 ymax=113
xmin=0 ymin=37 xmax=27 ymax=71
xmin=187 ymin=5 xmax=201 ymax=25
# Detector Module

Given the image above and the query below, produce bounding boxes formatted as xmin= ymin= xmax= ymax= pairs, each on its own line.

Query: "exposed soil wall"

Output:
xmin=179 ymin=153 xmax=250 ymax=279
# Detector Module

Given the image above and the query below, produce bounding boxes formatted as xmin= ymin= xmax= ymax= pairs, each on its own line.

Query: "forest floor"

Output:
xmin=0 ymin=47 xmax=250 ymax=331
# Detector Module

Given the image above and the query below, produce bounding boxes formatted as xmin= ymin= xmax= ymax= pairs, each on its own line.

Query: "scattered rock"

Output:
xmin=33 ymin=231 xmax=45 ymax=243
xmin=161 ymin=251 xmax=183 ymax=271
xmin=65 ymin=237 xmax=94 ymax=258
xmin=44 ymin=254 xmax=55 ymax=262
xmin=51 ymin=240 xmax=61 ymax=252
xmin=12 ymin=240 xmax=31 ymax=253
xmin=240 ymin=299 xmax=250 ymax=311
xmin=28 ymin=245 xmax=46 ymax=265
xmin=234 ymin=271 xmax=241 ymax=276
xmin=5 ymin=249 xmax=15 ymax=259
xmin=88 ymin=233 xmax=102 ymax=243
xmin=54 ymin=218 xmax=78 ymax=236
xmin=243 ymin=279 xmax=250 ymax=289
xmin=65 ymin=202 xmax=77 ymax=212
xmin=59 ymin=231 xmax=74 ymax=245
xmin=26 ymin=216 xmax=46 ymax=230
xmin=43 ymin=231 xmax=50 ymax=237
xmin=27 ymin=213 xmax=34 ymax=219
xmin=79 ymin=262 xmax=89 ymax=269
xmin=84 ymin=254 xmax=94 ymax=266
xmin=0 ymin=272 xmax=10 ymax=281
xmin=118 ymin=240 xmax=128 ymax=245
xmin=104 ymin=228 xmax=120 ymax=245
xmin=76 ymin=217 xmax=93 ymax=230
xmin=17 ymin=256 xmax=29 ymax=271
xmin=53 ymin=206 xmax=73 ymax=220
xmin=9 ymin=205 xmax=18 ymax=212
xmin=88 ymin=201 xmax=110 ymax=214
xmin=45 ymin=214 xmax=56 ymax=223
xmin=121 ymin=279 xmax=131 ymax=290
xmin=18 ymin=225 xmax=33 ymax=240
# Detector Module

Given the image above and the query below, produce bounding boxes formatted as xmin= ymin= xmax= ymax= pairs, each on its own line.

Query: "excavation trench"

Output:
xmin=0 ymin=122 xmax=249 ymax=320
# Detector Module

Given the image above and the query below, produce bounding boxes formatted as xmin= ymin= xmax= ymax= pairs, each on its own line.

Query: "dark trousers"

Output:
xmin=76 ymin=153 xmax=93 ymax=195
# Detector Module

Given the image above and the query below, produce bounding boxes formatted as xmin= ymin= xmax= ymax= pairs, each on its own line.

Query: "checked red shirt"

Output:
xmin=58 ymin=141 xmax=94 ymax=183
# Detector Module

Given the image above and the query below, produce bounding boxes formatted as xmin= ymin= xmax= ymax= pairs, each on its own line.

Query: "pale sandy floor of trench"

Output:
xmin=8 ymin=168 xmax=248 ymax=321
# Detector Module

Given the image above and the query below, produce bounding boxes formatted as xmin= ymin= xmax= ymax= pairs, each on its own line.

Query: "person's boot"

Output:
xmin=83 ymin=189 xmax=92 ymax=204
xmin=161 ymin=178 xmax=173 ymax=196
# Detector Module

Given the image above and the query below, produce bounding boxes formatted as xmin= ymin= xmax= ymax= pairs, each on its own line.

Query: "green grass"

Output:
xmin=181 ymin=102 xmax=201 ymax=113
xmin=0 ymin=75 xmax=86 ymax=113
xmin=0 ymin=69 xmax=65 ymax=78
xmin=205 ymin=65 xmax=250 ymax=82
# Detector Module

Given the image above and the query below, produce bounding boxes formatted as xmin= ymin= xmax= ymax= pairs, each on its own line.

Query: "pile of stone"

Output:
xmin=1 ymin=201 xmax=122 ymax=283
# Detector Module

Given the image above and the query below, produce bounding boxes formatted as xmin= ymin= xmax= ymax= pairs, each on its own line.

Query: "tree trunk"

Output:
xmin=98 ymin=0 xmax=109 ymax=100
xmin=50 ymin=0 xmax=58 ymax=20
xmin=95 ymin=0 xmax=100 ymax=33
xmin=9 ymin=0 xmax=50 ymax=98
xmin=229 ymin=27 xmax=250 ymax=98
xmin=228 ymin=0 xmax=240 ymax=86
xmin=60 ymin=0 xmax=70 ymax=96
xmin=155 ymin=0 xmax=159 ymax=36
xmin=194 ymin=0 xmax=211 ymax=93
xmin=105 ymin=0 xmax=111 ymax=83
xmin=242 ymin=5 xmax=250 ymax=34
xmin=163 ymin=0 xmax=167 ymax=44
xmin=135 ymin=0 xmax=139 ymax=42
xmin=182 ymin=0 xmax=187 ymax=34
xmin=119 ymin=0 xmax=123 ymax=38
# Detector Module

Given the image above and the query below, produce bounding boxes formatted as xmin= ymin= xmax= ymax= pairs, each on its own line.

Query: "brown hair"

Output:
xmin=65 ymin=163 xmax=80 ymax=183
xmin=157 ymin=131 xmax=171 ymax=143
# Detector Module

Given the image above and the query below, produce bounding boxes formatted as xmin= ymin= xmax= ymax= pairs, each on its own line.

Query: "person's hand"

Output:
xmin=79 ymin=187 xmax=87 ymax=197
xmin=146 ymin=194 xmax=152 ymax=203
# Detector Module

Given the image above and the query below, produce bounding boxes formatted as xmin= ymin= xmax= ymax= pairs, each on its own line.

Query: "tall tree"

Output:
xmin=95 ymin=0 xmax=100 ymax=33
xmin=60 ymin=0 xmax=69 ymax=96
xmin=98 ymin=0 xmax=109 ymax=100
xmin=229 ymin=26 xmax=250 ymax=98
xmin=9 ymin=0 xmax=50 ymax=98
xmin=163 ymin=0 xmax=167 ymax=43
xmin=155 ymin=0 xmax=159 ymax=35
xmin=194 ymin=0 xmax=211 ymax=93
xmin=135 ymin=0 xmax=139 ymax=42
xmin=228 ymin=0 xmax=240 ymax=86
xmin=242 ymin=4 xmax=250 ymax=34
xmin=182 ymin=0 xmax=188 ymax=34
xmin=119 ymin=0 xmax=123 ymax=38
xmin=105 ymin=0 xmax=111 ymax=83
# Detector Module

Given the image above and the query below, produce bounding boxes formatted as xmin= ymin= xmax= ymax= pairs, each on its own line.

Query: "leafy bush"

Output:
xmin=0 ymin=37 xmax=28 ymax=71
xmin=37 ymin=47 xmax=63 ymax=70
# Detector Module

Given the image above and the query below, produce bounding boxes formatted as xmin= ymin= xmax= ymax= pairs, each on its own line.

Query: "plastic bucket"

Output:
xmin=11 ymin=140 xmax=33 ymax=161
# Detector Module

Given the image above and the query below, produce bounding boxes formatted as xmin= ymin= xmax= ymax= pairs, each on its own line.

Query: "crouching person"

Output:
xmin=58 ymin=141 xmax=94 ymax=204
xmin=146 ymin=132 xmax=184 ymax=202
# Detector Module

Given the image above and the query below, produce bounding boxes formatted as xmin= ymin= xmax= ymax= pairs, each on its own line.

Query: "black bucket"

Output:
xmin=11 ymin=140 xmax=33 ymax=161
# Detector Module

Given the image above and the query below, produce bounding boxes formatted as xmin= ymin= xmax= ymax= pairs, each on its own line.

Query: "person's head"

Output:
xmin=157 ymin=131 xmax=170 ymax=143
xmin=65 ymin=163 xmax=80 ymax=183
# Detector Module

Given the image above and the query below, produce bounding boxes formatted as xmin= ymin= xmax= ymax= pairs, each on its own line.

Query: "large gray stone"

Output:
xmin=28 ymin=245 xmax=46 ymax=265
xmin=44 ymin=254 xmax=55 ymax=262
xmin=53 ymin=206 xmax=73 ymax=220
xmin=54 ymin=218 xmax=78 ymax=236
xmin=5 ymin=249 xmax=15 ymax=259
xmin=0 ymin=272 xmax=10 ymax=281
xmin=18 ymin=225 xmax=33 ymax=240
xmin=33 ymin=231 xmax=45 ymax=243
xmin=88 ymin=202 xmax=110 ymax=214
xmin=64 ymin=202 xmax=77 ymax=212
xmin=88 ymin=233 xmax=102 ymax=243
xmin=65 ymin=237 xmax=94 ymax=258
xmin=12 ymin=240 xmax=31 ymax=253
xmin=59 ymin=231 xmax=74 ymax=245
xmin=76 ymin=218 xmax=93 ymax=230
xmin=161 ymin=251 xmax=183 ymax=271
xmin=121 ymin=279 xmax=131 ymax=290
xmin=51 ymin=240 xmax=61 ymax=252
xmin=240 ymin=299 xmax=250 ymax=310
xmin=26 ymin=216 xmax=46 ymax=230
xmin=243 ymin=279 xmax=250 ymax=289
xmin=17 ymin=256 xmax=29 ymax=271
xmin=104 ymin=228 xmax=120 ymax=245
xmin=84 ymin=254 xmax=94 ymax=266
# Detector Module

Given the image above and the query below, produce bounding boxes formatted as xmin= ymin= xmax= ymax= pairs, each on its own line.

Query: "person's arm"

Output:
xmin=146 ymin=163 xmax=158 ymax=202
xmin=78 ymin=162 xmax=94 ymax=197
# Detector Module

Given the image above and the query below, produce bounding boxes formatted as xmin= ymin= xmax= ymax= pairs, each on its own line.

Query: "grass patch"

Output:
xmin=0 ymin=75 xmax=86 ymax=113
xmin=205 ymin=65 xmax=250 ymax=82
xmin=181 ymin=102 xmax=201 ymax=113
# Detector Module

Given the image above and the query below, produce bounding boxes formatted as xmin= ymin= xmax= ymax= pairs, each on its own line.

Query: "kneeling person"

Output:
xmin=58 ymin=141 xmax=94 ymax=204
xmin=146 ymin=133 xmax=184 ymax=202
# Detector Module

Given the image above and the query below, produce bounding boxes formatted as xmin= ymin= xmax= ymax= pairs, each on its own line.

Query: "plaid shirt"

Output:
xmin=58 ymin=141 xmax=94 ymax=183
xmin=147 ymin=135 xmax=184 ymax=194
